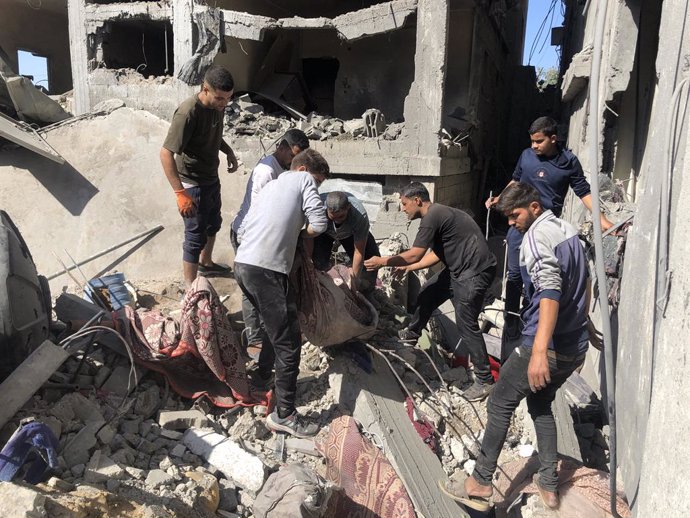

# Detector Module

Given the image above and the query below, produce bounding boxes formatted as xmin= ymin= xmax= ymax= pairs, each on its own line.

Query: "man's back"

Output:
xmin=232 ymin=155 xmax=283 ymax=234
xmin=235 ymin=171 xmax=327 ymax=274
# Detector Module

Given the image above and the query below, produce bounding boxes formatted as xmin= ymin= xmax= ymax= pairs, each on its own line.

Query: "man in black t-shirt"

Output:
xmin=365 ymin=182 xmax=497 ymax=401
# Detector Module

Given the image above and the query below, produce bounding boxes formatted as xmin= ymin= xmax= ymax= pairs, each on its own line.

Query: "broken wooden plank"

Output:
xmin=0 ymin=340 xmax=70 ymax=429
xmin=352 ymin=353 xmax=468 ymax=518
xmin=0 ymin=111 xmax=65 ymax=163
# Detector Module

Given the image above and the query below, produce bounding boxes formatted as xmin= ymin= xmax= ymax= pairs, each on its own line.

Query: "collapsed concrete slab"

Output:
xmin=0 ymin=112 xmax=65 ymax=163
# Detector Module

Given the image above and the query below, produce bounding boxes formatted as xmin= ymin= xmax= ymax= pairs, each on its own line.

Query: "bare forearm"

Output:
xmin=406 ymin=251 xmax=441 ymax=272
xmin=220 ymin=140 xmax=232 ymax=155
xmin=160 ymin=148 xmax=184 ymax=191
xmin=533 ymin=297 xmax=559 ymax=352
xmin=351 ymin=246 xmax=364 ymax=276
xmin=301 ymin=224 xmax=324 ymax=238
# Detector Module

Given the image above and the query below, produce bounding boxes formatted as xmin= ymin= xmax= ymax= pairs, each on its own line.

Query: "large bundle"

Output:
xmin=291 ymin=249 xmax=378 ymax=347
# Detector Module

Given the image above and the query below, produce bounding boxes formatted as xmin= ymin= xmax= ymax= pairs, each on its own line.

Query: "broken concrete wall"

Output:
xmin=0 ymin=0 xmax=73 ymax=94
xmin=214 ymin=0 xmax=398 ymax=20
xmin=560 ymin=0 xmax=690 ymax=515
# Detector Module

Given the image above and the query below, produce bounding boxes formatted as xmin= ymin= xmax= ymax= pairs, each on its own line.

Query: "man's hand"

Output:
xmin=527 ymin=350 xmax=551 ymax=392
xmin=587 ymin=316 xmax=604 ymax=351
xmin=600 ymin=214 xmax=614 ymax=232
xmin=393 ymin=265 xmax=409 ymax=281
xmin=175 ymin=189 xmax=196 ymax=217
xmin=349 ymin=269 xmax=359 ymax=293
xmin=485 ymin=196 xmax=499 ymax=210
xmin=364 ymin=256 xmax=386 ymax=271
xmin=226 ymin=152 xmax=239 ymax=173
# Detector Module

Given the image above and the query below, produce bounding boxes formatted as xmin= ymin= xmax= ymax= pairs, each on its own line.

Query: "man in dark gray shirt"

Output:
xmin=365 ymin=182 xmax=497 ymax=401
xmin=308 ymin=191 xmax=380 ymax=294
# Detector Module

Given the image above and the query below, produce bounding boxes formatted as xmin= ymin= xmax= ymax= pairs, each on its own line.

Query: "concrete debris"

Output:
xmin=91 ymin=98 xmax=125 ymax=114
xmin=0 ymin=481 xmax=46 ymax=518
xmin=183 ymin=428 xmax=266 ymax=493
xmin=159 ymin=410 xmax=212 ymax=431
xmin=225 ymin=92 xmax=403 ymax=142
xmin=84 ymin=450 xmax=125 ymax=483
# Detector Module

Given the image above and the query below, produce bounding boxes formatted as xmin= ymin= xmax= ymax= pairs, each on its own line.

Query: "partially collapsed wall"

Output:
xmin=66 ymin=0 xmax=527 ymax=214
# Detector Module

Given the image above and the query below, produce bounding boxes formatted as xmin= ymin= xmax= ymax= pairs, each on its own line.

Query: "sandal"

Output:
xmin=438 ymin=479 xmax=492 ymax=512
xmin=198 ymin=262 xmax=232 ymax=275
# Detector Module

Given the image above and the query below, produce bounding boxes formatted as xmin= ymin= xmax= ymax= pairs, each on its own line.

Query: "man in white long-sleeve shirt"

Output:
xmin=234 ymin=148 xmax=329 ymax=438
xmin=231 ymin=129 xmax=309 ymax=356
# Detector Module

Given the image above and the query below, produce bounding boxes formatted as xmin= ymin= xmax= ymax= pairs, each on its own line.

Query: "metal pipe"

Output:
xmin=47 ymin=225 xmax=164 ymax=280
xmin=587 ymin=2 xmax=620 ymax=516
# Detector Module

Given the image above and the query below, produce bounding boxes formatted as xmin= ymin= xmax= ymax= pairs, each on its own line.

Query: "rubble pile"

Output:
xmin=225 ymin=94 xmax=404 ymax=142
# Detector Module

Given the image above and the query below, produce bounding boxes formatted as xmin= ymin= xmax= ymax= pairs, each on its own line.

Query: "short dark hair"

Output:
xmin=528 ymin=116 xmax=558 ymax=137
xmin=203 ymin=66 xmax=234 ymax=92
xmin=400 ymin=182 xmax=430 ymax=202
xmin=495 ymin=182 xmax=541 ymax=212
xmin=279 ymin=129 xmax=309 ymax=152
xmin=325 ymin=191 xmax=350 ymax=212
xmin=291 ymin=148 xmax=330 ymax=178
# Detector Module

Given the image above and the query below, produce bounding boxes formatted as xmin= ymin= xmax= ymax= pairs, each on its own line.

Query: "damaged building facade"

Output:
xmin=67 ymin=0 xmax=528 ymax=217
xmin=558 ymin=0 xmax=690 ymax=515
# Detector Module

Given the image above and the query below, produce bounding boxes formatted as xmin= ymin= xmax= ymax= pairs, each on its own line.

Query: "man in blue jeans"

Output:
xmin=444 ymin=182 xmax=590 ymax=511
xmin=486 ymin=116 xmax=611 ymax=361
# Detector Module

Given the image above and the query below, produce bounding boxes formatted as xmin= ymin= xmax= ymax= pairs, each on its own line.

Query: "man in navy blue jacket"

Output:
xmin=442 ymin=182 xmax=589 ymax=512
xmin=486 ymin=117 xmax=611 ymax=361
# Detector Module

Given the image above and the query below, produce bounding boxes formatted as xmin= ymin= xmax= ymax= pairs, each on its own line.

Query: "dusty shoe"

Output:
xmin=438 ymin=477 xmax=492 ymax=512
xmin=198 ymin=262 xmax=231 ymax=276
xmin=533 ymin=473 xmax=559 ymax=509
xmin=462 ymin=381 xmax=494 ymax=402
xmin=266 ymin=410 xmax=319 ymax=438
xmin=398 ymin=327 xmax=420 ymax=345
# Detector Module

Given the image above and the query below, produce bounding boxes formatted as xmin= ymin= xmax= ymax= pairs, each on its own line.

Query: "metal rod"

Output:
xmin=47 ymin=225 xmax=164 ymax=280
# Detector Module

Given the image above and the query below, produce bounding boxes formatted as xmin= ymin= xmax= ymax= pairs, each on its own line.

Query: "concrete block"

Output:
xmin=145 ymin=469 xmax=174 ymax=488
xmin=449 ymin=437 xmax=468 ymax=464
xmin=84 ymin=450 xmax=125 ymax=483
xmin=158 ymin=410 xmax=211 ymax=430
xmin=101 ymin=365 xmax=146 ymax=396
xmin=170 ymin=444 xmax=186 ymax=457
xmin=160 ymin=429 xmax=183 ymax=440
xmin=561 ymin=46 xmax=592 ymax=102
xmin=0 ymin=481 xmax=46 ymax=517
xmin=66 ymin=393 xmax=104 ymax=423
xmin=183 ymin=428 xmax=266 ymax=492
xmin=46 ymin=477 xmax=76 ymax=492
xmin=61 ymin=422 xmax=102 ymax=468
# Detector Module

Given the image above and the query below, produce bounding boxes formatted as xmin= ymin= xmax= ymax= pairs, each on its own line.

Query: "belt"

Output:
xmin=546 ymin=349 xmax=586 ymax=362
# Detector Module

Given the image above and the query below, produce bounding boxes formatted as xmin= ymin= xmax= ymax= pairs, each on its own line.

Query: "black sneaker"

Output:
xmin=265 ymin=410 xmax=319 ymax=438
xmin=462 ymin=381 xmax=494 ymax=402
xmin=398 ymin=327 xmax=420 ymax=345
xmin=198 ymin=262 xmax=232 ymax=276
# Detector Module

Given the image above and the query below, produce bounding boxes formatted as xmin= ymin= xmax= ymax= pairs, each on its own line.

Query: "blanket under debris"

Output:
xmin=114 ymin=277 xmax=267 ymax=408
xmin=291 ymin=250 xmax=378 ymax=347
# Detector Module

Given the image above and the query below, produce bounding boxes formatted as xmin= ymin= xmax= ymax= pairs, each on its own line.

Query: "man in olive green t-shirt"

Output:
xmin=160 ymin=66 xmax=239 ymax=287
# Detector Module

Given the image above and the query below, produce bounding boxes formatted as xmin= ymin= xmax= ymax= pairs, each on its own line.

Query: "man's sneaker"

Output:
xmin=398 ymin=327 xmax=420 ymax=345
xmin=198 ymin=262 xmax=232 ymax=276
xmin=265 ymin=410 xmax=319 ymax=438
xmin=462 ymin=381 xmax=494 ymax=402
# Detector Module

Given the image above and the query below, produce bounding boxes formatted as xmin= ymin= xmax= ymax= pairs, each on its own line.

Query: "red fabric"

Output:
xmin=452 ymin=355 xmax=500 ymax=381
xmin=315 ymin=416 xmax=416 ymax=518
xmin=113 ymin=277 xmax=268 ymax=408
xmin=405 ymin=397 xmax=438 ymax=453
xmin=489 ymin=355 xmax=501 ymax=382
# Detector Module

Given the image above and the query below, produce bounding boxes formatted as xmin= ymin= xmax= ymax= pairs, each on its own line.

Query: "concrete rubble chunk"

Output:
xmin=84 ymin=450 xmax=125 ymax=483
xmin=449 ymin=437 xmax=469 ymax=464
xmin=145 ymin=469 xmax=174 ymax=488
xmin=46 ymin=477 xmax=75 ymax=492
xmin=0 ymin=481 xmax=47 ymax=517
xmin=61 ymin=422 xmax=103 ymax=468
xmin=170 ymin=444 xmax=186 ymax=457
xmin=101 ymin=365 xmax=146 ymax=396
xmin=159 ymin=410 xmax=211 ymax=430
xmin=92 ymin=98 xmax=125 ymax=114
xmin=134 ymin=385 xmax=161 ymax=417
xmin=183 ymin=428 xmax=266 ymax=492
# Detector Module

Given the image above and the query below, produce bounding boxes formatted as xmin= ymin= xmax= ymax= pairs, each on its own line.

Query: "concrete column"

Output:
xmin=173 ymin=0 xmax=195 ymax=76
xmin=402 ymin=0 xmax=449 ymax=157
xmin=67 ymin=0 xmax=89 ymax=115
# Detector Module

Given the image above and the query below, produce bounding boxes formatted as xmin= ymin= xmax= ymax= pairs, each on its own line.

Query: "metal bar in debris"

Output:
xmin=0 ymin=111 xmax=65 ymax=163
xmin=47 ymin=225 xmax=164 ymax=280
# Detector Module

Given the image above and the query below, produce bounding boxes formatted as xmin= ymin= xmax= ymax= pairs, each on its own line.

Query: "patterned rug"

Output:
xmin=315 ymin=416 xmax=415 ymax=518
xmin=113 ymin=277 xmax=268 ymax=408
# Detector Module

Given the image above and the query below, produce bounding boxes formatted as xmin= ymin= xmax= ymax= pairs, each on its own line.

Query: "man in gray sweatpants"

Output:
xmin=234 ymin=149 xmax=329 ymax=438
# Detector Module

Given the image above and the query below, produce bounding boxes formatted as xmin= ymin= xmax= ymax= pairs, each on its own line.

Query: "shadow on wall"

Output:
xmin=0 ymin=149 xmax=99 ymax=216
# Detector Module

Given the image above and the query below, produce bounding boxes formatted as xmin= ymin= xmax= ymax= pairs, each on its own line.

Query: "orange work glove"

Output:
xmin=174 ymin=189 xmax=196 ymax=217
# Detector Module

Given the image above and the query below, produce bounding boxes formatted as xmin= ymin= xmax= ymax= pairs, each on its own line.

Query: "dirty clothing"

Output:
xmin=407 ymin=266 xmax=496 ymax=384
xmin=234 ymin=262 xmax=302 ymax=415
xmin=0 ymin=421 xmax=59 ymax=484
xmin=519 ymin=210 xmax=589 ymax=355
xmin=162 ymin=94 xmax=225 ymax=186
xmin=312 ymin=232 xmax=380 ymax=293
xmin=231 ymin=228 xmax=263 ymax=347
xmin=231 ymin=154 xmax=284 ymax=238
xmin=473 ymin=345 xmax=586 ymax=491
xmin=413 ymin=204 xmax=496 ymax=281
xmin=182 ymin=181 xmax=222 ymax=263
xmin=235 ymin=171 xmax=328 ymax=274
